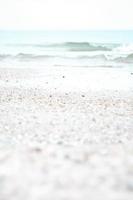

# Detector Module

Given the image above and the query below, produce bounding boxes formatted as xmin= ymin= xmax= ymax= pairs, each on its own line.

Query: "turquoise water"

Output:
xmin=0 ymin=30 xmax=133 ymax=67
xmin=0 ymin=30 xmax=133 ymax=44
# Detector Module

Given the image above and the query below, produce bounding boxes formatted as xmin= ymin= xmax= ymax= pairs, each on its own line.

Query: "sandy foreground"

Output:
xmin=0 ymin=66 xmax=133 ymax=200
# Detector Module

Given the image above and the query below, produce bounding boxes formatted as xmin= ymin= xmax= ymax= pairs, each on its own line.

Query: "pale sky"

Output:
xmin=0 ymin=0 xmax=133 ymax=30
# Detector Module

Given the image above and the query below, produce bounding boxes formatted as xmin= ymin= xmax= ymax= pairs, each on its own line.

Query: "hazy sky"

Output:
xmin=0 ymin=0 xmax=133 ymax=30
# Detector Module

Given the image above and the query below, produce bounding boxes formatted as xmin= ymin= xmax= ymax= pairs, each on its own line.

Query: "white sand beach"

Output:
xmin=0 ymin=65 xmax=133 ymax=200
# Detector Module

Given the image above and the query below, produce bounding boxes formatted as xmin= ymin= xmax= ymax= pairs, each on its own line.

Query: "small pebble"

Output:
xmin=92 ymin=117 xmax=96 ymax=122
xmin=32 ymin=147 xmax=42 ymax=153
xmin=57 ymin=141 xmax=63 ymax=145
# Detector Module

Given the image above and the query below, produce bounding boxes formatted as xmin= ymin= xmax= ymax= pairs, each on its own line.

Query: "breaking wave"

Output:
xmin=0 ymin=53 xmax=133 ymax=63
xmin=114 ymin=53 xmax=133 ymax=63
xmin=0 ymin=53 xmax=53 ymax=61
xmin=9 ymin=42 xmax=113 ymax=52
xmin=0 ymin=42 xmax=133 ymax=67
xmin=58 ymin=42 xmax=112 ymax=51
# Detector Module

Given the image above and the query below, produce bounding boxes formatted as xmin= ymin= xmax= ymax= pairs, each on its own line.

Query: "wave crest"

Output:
xmin=15 ymin=53 xmax=52 ymax=60
xmin=115 ymin=53 xmax=133 ymax=63
xmin=8 ymin=42 xmax=112 ymax=52
xmin=64 ymin=42 xmax=111 ymax=51
xmin=0 ymin=52 xmax=133 ymax=63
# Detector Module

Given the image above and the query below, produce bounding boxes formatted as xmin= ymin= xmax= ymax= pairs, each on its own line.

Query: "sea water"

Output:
xmin=0 ymin=30 xmax=133 ymax=68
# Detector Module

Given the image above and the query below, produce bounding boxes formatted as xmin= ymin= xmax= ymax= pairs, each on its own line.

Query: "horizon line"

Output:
xmin=0 ymin=29 xmax=133 ymax=31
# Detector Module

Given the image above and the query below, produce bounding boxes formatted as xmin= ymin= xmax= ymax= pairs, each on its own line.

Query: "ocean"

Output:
xmin=0 ymin=30 xmax=133 ymax=68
